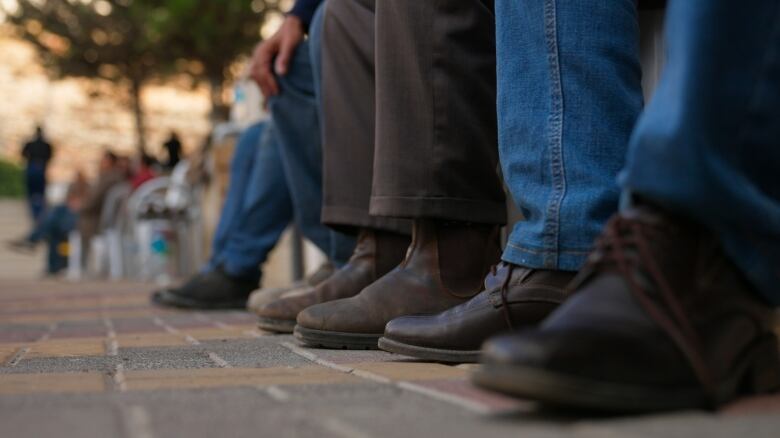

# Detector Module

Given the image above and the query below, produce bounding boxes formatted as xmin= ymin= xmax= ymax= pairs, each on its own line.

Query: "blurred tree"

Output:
xmin=159 ymin=0 xmax=286 ymax=121
xmin=2 ymin=0 xmax=283 ymax=152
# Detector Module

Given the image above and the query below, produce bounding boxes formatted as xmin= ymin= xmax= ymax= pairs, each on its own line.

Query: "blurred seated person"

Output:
xmin=7 ymin=171 xmax=88 ymax=275
xmin=77 ymin=151 xmax=127 ymax=262
xmin=153 ymin=118 xmax=352 ymax=310
xmin=131 ymin=154 xmax=158 ymax=190
xmin=153 ymin=9 xmax=355 ymax=310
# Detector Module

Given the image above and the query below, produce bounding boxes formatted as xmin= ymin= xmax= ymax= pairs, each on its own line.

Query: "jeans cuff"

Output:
xmin=501 ymin=242 xmax=588 ymax=271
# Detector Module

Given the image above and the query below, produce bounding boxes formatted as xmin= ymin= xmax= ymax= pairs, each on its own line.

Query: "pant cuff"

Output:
xmin=322 ymin=205 xmax=411 ymax=235
xmin=501 ymin=242 xmax=589 ymax=272
xmin=369 ymin=196 xmax=507 ymax=225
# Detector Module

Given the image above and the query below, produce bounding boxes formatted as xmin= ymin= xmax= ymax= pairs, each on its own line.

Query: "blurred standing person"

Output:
xmin=21 ymin=126 xmax=53 ymax=225
xmin=162 ymin=132 xmax=182 ymax=170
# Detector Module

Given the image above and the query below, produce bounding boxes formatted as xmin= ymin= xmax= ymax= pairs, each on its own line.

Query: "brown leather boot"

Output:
xmin=379 ymin=263 xmax=575 ymax=363
xmin=294 ymin=219 xmax=502 ymax=349
xmin=473 ymin=205 xmax=780 ymax=412
xmin=255 ymin=229 xmax=409 ymax=333
xmin=247 ymin=262 xmax=335 ymax=312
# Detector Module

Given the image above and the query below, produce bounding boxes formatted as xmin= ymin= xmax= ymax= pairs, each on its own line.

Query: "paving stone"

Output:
xmin=0 ymin=344 xmax=23 ymax=364
xmin=348 ymin=361 xmax=469 ymax=381
xmin=0 ymin=324 xmax=48 ymax=343
xmin=183 ymin=326 xmax=259 ymax=341
xmin=116 ymin=332 xmax=189 ymax=348
xmin=117 ymin=345 xmax=218 ymax=370
xmin=199 ymin=338 xmax=312 ymax=368
xmin=1 ymin=278 xmax=779 ymax=438
xmin=314 ymin=347 xmax=402 ymax=364
xmin=27 ymin=337 xmax=106 ymax=358
xmin=2 ymin=311 xmax=103 ymax=324
xmin=123 ymin=366 xmax=358 ymax=391
xmin=1 ymin=404 xmax=123 ymax=438
xmin=153 ymin=313 xmax=218 ymax=329
xmin=111 ymin=317 xmax=168 ymax=334
xmin=1 ymin=355 xmax=117 ymax=374
xmin=48 ymin=321 xmax=107 ymax=339
xmin=0 ymin=371 xmax=106 ymax=395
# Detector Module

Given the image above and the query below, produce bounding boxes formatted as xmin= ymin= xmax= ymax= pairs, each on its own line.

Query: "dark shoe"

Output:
xmin=295 ymin=220 xmax=502 ymax=349
xmin=379 ymin=264 xmax=574 ymax=363
xmin=247 ymin=261 xmax=335 ymax=312
xmin=473 ymin=206 xmax=780 ymax=413
xmin=151 ymin=267 xmax=258 ymax=310
xmin=255 ymin=229 xmax=410 ymax=333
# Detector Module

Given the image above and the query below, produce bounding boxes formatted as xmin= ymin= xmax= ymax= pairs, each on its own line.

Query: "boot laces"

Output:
xmin=590 ymin=215 xmax=716 ymax=404
xmin=487 ymin=263 xmax=517 ymax=329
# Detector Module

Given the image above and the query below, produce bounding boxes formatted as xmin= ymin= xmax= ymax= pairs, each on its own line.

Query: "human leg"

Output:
xmin=475 ymin=0 xmax=780 ymax=411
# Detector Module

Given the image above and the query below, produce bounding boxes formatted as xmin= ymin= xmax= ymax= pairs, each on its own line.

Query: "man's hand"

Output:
xmin=250 ymin=15 xmax=305 ymax=98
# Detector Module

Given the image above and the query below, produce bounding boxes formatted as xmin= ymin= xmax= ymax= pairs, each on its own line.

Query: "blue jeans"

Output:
xmin=496 ymin=0 xmax=644 ymax=271
xmin=28 ymin=204 xmax=75 ymax=274
xmin=25 ymin=162 xmax=46 ymax=224
xmin=208 ymin=34 xmax=354 ymax=281
xmin=207 ymin=122 xmax=289 ymax=281
xmin=620 ymin=0 xmax=780 ymax=305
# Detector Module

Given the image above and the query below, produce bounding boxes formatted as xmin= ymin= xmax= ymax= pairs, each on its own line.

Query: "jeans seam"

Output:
xmin=506 ymin=241 xmax=591 ymax=256
xmin=542 ymin=0 xmax=567 ymax=269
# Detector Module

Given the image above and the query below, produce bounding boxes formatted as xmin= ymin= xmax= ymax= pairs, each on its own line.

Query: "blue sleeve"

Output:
xmin=288 ymin=0 xmax=324 ymax=31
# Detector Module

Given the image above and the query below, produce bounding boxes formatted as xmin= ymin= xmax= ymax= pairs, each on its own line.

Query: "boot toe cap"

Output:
xmin=255 ymin=299 xmax=296 ymax=320
xmin=247 ymin=288 xmax=285 ymax=311
xmin=482 ymin=328 xmax=695 ymax=386
xmin=297 ymin=297 xmax=380 ymax=333
xmin=384 ymin=315 xmax=441 ymax=345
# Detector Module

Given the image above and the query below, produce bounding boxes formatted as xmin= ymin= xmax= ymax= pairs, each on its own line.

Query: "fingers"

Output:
xmin=274 ymin=37 xmax=295 ymax=76
xmin=250 ymin=41 xmax=279 ymax=97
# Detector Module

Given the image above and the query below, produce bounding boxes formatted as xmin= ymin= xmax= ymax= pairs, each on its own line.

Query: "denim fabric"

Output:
xmin=209 ymin=122 xmax=268 ymax=262
xmin=269 ymin=41 xmax=331 ymax=257
xmin=620 ymin=0 xmax=780 ymax=305
xmin=207 ymin=122 xmax=293 ymax=281
xmin=208 ymin=30 xmax=353 ymax=281
xmin=496 ymin=0 xmax=644 ymax=271
xmin=28 ymin=204 xmax=75 ymax=273
xmin=25 ymin=162 xmax=47 ymax=223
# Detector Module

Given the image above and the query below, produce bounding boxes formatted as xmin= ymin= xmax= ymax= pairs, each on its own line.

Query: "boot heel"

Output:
xmin=743 ymin=335 xmax=780 ymax=395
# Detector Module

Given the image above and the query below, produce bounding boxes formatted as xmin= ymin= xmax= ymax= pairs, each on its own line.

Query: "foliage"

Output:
xmin=0 ymin=158 xmax=25 ymax=198
xmin=2 ymin=0 xmax=284 ymax=149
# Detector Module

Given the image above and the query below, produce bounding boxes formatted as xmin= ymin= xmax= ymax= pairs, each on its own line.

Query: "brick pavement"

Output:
xmin=1 ymin=278 xmax=779 ymax=438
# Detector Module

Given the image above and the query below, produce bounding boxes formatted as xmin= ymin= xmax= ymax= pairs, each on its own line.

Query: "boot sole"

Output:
xmin=257 ymin=317 xmax=296 ymax=334
xmin=472 ymin=334 xmax=780 ymax=413
xmin=294 ymin=326 xmax=381 ymax=350
xmin=378 ymin=337 xmax=480 ymax=363
xmin=150 ymin=292 xmax=247 ymax=310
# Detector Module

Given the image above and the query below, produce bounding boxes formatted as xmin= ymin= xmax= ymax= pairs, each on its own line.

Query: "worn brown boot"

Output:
xmin=247 ymin=262 xmax=335 ymax=313
xmin=473 ymin=205 xmax=780 ymax=412
xmin=294 ymin=220 xmax=502 ymax=349
xmin=379 ymin=264 xmax=575 ymax=363
xmin=255 ymin=229 xmax=410 ymax=333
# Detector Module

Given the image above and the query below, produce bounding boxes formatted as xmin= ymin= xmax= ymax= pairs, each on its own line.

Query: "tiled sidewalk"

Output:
xmin=1 ymin=279 xmax=779 ymax=438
